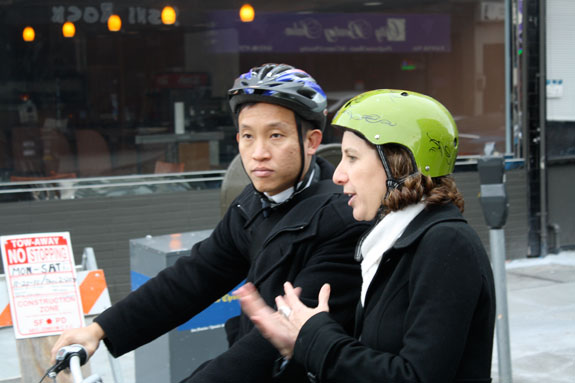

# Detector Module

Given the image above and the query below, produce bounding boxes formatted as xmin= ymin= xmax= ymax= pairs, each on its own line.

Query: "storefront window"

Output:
xmin=0 ymin=1 xmax=507 ymax=197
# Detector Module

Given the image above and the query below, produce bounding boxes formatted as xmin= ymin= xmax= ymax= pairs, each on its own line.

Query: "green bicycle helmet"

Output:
xmin=332 ymin=89 xmax=458 ymax=191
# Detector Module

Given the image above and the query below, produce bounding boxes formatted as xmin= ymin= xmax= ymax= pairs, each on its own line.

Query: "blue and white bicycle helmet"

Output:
xmin=228 ymin=63 xmax=327 ymax=131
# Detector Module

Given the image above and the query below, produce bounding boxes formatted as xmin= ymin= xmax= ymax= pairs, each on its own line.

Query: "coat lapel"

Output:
xmin=250 ymin=183 xmax=337 ymax=286
xmin=360 ymin=204 xmax=467 ymax=321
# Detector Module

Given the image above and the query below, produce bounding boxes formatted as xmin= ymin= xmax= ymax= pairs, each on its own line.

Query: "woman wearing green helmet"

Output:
xmin=235 ymin=90 xmax=496 ymax=382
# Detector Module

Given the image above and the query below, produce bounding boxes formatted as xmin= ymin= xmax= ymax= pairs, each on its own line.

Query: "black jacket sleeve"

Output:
xmin=293 ymin=225 xmax=489 ymax=383
xmin=185 ymin=204 xmax=365 ymax=383
xmin=95 ymin=206 xmax=251 ymax=357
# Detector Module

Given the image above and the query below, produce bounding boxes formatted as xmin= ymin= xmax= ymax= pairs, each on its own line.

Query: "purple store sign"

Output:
xmin=209 ymin=12 xmax=451 ymax=53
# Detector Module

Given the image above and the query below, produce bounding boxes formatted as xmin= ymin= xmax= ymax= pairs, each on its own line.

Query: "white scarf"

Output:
xmin=360 ymin=202 xmax=426 ymax=305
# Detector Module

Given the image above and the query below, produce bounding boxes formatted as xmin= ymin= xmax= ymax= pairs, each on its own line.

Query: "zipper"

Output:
xmin=261 ymin=224 xmax=306 ymax=249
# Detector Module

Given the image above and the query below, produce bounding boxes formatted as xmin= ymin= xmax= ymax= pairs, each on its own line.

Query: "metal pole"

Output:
xmin=107 ymin=352 xmax=126 ymax=383
xmin=538 ymin=0 xmax=548 ymax=257
xmin=490 ymin=229 xmax=513 ymax=383
xmin=505 ymin=0 xmax=512 ymax=154
xmin=82 ymin=247 xmax=99 ymax=270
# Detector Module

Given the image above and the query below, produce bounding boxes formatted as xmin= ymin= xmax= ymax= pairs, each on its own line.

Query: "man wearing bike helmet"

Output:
xmin=52 ymin=64 xmax=367 ymax=382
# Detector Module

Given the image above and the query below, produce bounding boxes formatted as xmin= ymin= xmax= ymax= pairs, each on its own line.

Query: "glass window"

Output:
xmin=0 ymin=1 xmax=507 ymax=194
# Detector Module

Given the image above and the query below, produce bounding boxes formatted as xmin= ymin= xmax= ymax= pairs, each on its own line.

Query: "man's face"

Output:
xmin=237 ymin=102 xmax=320 ymax=196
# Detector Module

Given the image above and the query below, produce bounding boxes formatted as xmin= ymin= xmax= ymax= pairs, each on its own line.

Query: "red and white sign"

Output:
xmin=1 ymin=233 xmax=85 ymax=339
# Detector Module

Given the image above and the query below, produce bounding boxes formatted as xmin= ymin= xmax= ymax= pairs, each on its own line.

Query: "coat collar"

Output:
xmin=393 ymin=203 xmax=466 ymax=249
xmin=235 ymin=157 xmax=337 ymax=227
xmin=356 ymin=203 xmax=466 ymax=326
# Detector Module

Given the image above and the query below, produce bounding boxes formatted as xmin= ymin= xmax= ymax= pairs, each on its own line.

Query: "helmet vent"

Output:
xmin=401 ymin=92 xmax=409 ymax=96
xmin=260 ymin=66 xmax=273 ymax=77
xmin=298 ymin=88 xmax=316 ymax=99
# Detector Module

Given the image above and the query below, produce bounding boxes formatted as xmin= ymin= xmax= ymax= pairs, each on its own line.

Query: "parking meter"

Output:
xmin=477 ymin=155 xmax=513 ymax=383
xmin=478 ymin=156 xmax=509 ymax=229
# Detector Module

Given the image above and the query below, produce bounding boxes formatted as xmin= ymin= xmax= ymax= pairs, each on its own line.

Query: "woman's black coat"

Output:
xmin=294 ymin=203 xmax=496 ymax=383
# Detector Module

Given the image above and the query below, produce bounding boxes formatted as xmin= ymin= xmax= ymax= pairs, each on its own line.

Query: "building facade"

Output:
xmin=1 ymin=0 xmax=572 ymax=301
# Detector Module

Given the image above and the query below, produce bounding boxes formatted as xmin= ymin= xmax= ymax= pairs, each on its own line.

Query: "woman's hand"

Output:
xmin=234 ymin=281 xmax=331 ymax=359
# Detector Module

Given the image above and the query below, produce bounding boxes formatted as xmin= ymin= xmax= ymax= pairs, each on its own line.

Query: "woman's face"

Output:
xmin=333 ymin=131 xmax=387 ymax=221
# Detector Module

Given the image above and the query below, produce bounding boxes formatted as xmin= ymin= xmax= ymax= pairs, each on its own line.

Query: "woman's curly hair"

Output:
xmin=381 ymin=144 xmax=464 ymax=213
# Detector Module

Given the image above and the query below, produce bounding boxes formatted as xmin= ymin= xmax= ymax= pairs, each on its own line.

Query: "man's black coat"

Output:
xmin=95 ymin=158 xmax=367 ymax=382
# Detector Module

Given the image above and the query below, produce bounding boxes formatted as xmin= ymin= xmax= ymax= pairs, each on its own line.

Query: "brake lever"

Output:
xmin=46 ymin=344 xmax=88 ymax=378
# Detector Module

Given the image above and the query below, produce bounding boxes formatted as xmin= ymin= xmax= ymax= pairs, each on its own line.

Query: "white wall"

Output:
xmin=546 ymin=0 xmax=575 ymax=121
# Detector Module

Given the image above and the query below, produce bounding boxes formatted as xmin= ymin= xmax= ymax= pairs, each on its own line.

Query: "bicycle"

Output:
xmin=39 ymin=344 xmax=103 ymax=383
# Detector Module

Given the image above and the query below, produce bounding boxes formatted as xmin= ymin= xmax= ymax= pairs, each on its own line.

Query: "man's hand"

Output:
xmin=50 ymin=322 xmax=106 ymax=364
xmin=234 ymin=282 xmax=330 ymax=359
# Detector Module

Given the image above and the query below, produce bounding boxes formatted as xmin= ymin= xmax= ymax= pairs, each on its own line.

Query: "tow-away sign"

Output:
xmin=1 ymin=232 xmax=84 ymax=338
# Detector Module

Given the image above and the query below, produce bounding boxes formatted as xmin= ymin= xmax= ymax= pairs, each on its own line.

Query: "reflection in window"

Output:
xmin=0 ymin=1 xmax=506 ymax=189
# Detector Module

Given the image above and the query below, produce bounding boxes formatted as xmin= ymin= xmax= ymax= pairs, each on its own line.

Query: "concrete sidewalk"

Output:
xmin=1 ymin=251 xmax=574 ymax=382
xmin=491 ymin=251 xmax=575 ymax=383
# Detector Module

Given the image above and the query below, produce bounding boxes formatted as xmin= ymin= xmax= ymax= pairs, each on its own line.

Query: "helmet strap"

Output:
xmin=376 ymin=145 xmax=422 ymax=201
xmin=376 ymin=145 xmax=401 ymax=199
xmin=294 ymin=113 xmax=306 ymax=193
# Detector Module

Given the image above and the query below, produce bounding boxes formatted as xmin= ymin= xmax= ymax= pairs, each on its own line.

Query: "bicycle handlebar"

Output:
xmin=69 ymin=353 xmax=85 ymax=383
xmin=40 ymin=344 xmax=102 ymax=383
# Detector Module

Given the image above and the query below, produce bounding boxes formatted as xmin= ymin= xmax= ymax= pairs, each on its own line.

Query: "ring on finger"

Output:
xmin=278 ymin=306 xmax=292 ymax=318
